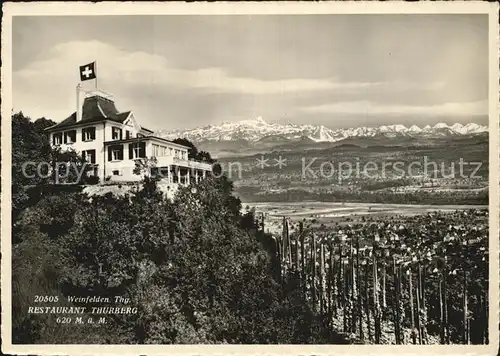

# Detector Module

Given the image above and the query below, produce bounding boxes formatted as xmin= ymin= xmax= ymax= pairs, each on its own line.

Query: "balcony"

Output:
xmin=155 ymin=156 xmax=212 ymax=171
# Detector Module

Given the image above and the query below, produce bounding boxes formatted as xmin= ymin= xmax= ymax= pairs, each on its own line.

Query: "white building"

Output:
xmin=46 ymin=86 xmax=212 ymax=184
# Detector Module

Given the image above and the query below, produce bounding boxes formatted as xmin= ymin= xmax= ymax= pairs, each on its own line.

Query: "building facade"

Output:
xmin=46 ymin=87 xmax=212 ymax=184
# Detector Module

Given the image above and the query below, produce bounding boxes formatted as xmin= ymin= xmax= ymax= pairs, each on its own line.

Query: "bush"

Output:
xmin=85 ymin=175 xmax=100 ymax=185
xmin=11 ymin=177 xmax=332 ymax=344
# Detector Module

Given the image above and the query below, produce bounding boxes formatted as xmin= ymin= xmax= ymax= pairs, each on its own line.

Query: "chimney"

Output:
xmin=76 ymin=84 xmax=83 ymax=122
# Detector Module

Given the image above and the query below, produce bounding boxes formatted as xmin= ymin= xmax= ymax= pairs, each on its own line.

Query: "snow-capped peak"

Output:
xmin=390 ymin=124 xmax=408 ymax=132
xmin=379 ymin=124 xmax=408 ymax=133
xmin=309 ymin=126 xmax=335 ymax=142
xmin=464 ymin=123 xmax=480 ymax=129
xmin=434 ymin=123 xmax=449 ymax=129
xmin=158 ymin=120 xmax=488 ymax=144
xmin=236 ymin=116 xmax=269 ymax=127
xmin=409 ymin=125 xmax=422 ymax=133
xmin=462 ymin=123 xmax=487 ymax=134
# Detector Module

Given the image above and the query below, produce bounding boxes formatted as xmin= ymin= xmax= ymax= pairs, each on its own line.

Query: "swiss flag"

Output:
xmin=79 ymin=62 xmax=96 ymax=81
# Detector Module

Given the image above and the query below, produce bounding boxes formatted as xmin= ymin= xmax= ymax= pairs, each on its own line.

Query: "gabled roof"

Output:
xmin=114 ymin=111 xmax=132 ymax=123
xmin=119 ymin=111 xmax=153 ymax=133
xmin=46 ymin=95 xmax=133 ymax=131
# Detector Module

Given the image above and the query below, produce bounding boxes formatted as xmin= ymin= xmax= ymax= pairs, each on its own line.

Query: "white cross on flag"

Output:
xmin=79 ymin=62 xmax=96 ymax=81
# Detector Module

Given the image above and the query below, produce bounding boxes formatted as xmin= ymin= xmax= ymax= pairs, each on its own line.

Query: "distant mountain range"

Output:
xmin=158 ymin=117 xmax=488 ymax=145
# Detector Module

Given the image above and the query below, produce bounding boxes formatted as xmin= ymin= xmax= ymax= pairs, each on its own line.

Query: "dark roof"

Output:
xmin=82 ymin=95 xmax=118 ymax=120
xmin=141 ymin=127 xmax=154 ymax=133
xmin=46 ymin=95 xmax=132 ymax=131
xmin=114 ymin=111 xmax=131 ymax=123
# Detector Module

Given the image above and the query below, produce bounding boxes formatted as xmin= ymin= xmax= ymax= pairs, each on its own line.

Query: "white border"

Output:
xmin=1 ymin=2 xmax=499 ymax=355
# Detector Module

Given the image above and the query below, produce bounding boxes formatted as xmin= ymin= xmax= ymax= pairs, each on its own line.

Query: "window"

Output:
xmin=82 ymin=149 xmax=96 ymax=164
xmin=133 ymin=146 xmax=140 ymax=159
xmin=82 ymin=127 xmax=96 ymax=141
xmin=152 ymin=144 xmax=160 ymax=157
xmin=125 ymin=130 xmax=132 ymax=139
xmin=64 ymin=130 xmax=76 ymax=144
xmin=108 ymin=145 xmax=124 ymax=161
xmin=53 ymin=132 xmax=63 ymax=145
xmin=112 ymin=149 xmax=121 ymax=161
xmin=128 ymin=142 xmax=146 ymax=159
xmin=87 ymin=166 xmax=98 ymax=177
xmin=112 ymin=170 xmax=121 ymax=176
xmin=152 ymin=144 xmax=167 ymax=157
xmin=169 ymin=148 xmax=173 ymax=156
xmin=112 ymin=127 xmax=122 ymax=140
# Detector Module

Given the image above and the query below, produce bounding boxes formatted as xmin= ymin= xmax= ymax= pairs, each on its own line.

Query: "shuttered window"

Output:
xmin=82 ymin=127 xmax=96 ymax=141
xmin=53 ymin=132 xmax=63 ymax=145
xmin=112 ymin=127 xmax=123 ymax=140
xmin=108 ymin=145 xmax=123 ymax=161
xmin=64 ymin=130 xmax=77 ymax=144
xmin=82 ymin=149 xmax=96 ymax=164
xmin=129 ymin=142 xmax=146 ymax=159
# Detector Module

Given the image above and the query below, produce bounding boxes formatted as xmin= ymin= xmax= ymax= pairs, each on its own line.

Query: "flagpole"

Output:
xmin=95 ymin=60 xmax=98 ymax=90
xmin=76 ymin=83 xmax=81 ymax=122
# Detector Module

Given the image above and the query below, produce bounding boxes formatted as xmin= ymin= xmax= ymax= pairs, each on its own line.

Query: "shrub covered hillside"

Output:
xmin=13 ymin=177 xmax=346 ymax=343
xmin=11 ymin=112 xmax=349 ymax=344
xmin=12 ymin=112 xmax=97 ymax=222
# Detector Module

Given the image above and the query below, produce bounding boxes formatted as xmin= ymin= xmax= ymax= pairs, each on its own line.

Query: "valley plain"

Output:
xmin=219 ymin=133 xmax=488 ymax=205
xmin=159 ymin=118 xmax=489 ymax=206
xmin=242 ymin=201 xmax=487 ymax=235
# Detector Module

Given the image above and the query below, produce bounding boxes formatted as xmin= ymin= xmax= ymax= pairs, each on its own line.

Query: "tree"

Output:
xmin=11 ymin=173 xmax=330 ymax=344
xmin=12 ymin=112 xmax=56 ymax=211
xmin=12 ymin=112 xmax=96 ymax=219
xmin=173 ymin=138 xmax=215 ymax=163
xmin=11 ymin=114 xmax=339 ymax=344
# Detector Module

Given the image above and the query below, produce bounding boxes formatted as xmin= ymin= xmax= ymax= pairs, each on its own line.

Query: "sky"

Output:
xmin=12 ymin=14 xmax=489 ymax=131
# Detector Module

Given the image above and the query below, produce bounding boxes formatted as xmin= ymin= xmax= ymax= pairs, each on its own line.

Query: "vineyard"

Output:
xmin=262 ymin=209 xmax=489 ymax=344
